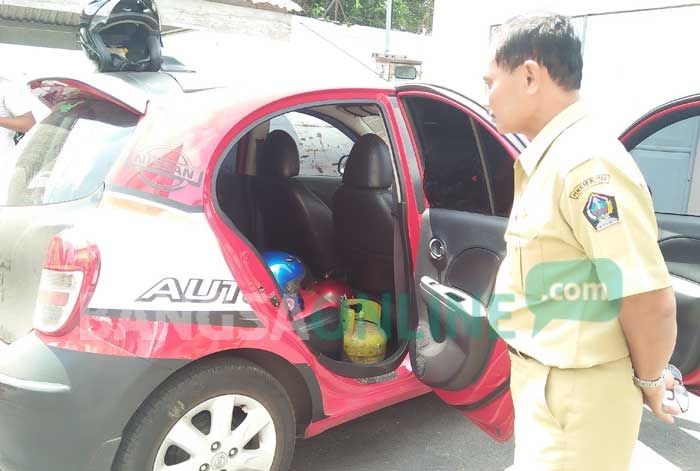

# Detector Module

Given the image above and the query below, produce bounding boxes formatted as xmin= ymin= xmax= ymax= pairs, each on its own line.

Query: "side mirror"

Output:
xmin=337 ymin=155 xmax=349 ymax=175
xmin=395 ymin=65 xmax=418 ymax=81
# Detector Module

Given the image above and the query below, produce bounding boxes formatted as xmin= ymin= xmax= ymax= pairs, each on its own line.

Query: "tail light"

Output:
xmin=33 ymin=229 xmax=101 ymax=336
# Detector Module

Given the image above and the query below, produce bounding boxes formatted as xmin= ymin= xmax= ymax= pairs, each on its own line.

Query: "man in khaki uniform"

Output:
xmin=483 ymin=15 xmax=681 ymax=470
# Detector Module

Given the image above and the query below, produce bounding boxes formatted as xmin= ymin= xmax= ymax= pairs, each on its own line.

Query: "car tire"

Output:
xmin=112 ymin=356 xmax=296 ymax=471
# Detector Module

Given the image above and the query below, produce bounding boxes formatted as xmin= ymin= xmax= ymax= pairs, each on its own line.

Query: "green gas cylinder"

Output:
xmin=341 ymin=299 xmax=387 ymax=365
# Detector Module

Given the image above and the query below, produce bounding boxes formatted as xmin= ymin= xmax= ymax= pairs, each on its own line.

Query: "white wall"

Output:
xmin=0 ymin=13 xmax=432 ymax=114
xmin=431 ymin=0 xmax=700 ymax=213
xmin=429 ymin=1 xmax=700 ymax=131
xmin=163 ymin=15 xmax=432 ymax=86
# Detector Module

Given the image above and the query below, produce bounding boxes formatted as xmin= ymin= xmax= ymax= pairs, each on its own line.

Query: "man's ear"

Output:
xmin=522 ymin=59 xmax=541 ymax=95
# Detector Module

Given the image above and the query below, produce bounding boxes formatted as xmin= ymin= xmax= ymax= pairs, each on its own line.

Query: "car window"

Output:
xmin=402 ymin=96 xmax=490 ymax=214
xmin=0 ymin=99 xmax=138 ymax=207
xmin=478 ymin=126 xmax=514 ymax=217
xmin=629 ymin=115 xmax=700 ymax=216
xmin=269 ymin=112 xmax=353 ymax=177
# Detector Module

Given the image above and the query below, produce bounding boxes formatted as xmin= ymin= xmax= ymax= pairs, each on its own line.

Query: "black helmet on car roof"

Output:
xmin=79 ymin=0 xmax=163 ymax=73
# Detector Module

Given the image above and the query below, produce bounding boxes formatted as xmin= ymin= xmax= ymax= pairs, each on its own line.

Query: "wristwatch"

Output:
xmin=633 ymin=368 xmax=666 ymax=389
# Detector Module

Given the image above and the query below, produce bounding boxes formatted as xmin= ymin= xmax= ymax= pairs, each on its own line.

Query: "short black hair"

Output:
xmin=494 ymin=14 xmax=583 ymax=91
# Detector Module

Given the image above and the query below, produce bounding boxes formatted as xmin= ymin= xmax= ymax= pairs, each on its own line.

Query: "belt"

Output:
xmin=507 ymin=344 xmax=535 ymax=361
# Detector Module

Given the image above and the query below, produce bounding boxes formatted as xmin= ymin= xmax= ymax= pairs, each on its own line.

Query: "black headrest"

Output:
xmin=259 ymin=130 xmax=300 ymax=177
xmin=343 ymin=134 xmax=392 ymax=189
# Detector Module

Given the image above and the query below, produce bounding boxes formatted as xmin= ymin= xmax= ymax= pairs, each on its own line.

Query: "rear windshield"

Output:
xmin=0 ymin=99 xmax=138 ymax=206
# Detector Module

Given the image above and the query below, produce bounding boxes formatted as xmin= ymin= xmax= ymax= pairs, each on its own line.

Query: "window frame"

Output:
xmin=398 ymin=90 xmax=517 ymax=216
xmin=213 ymin=96 xmax=407 ymax=217
xmin=622 ymin=98 xmax=700 ymax=218
xmin=269 ymin=109 xmax=364 ymax=179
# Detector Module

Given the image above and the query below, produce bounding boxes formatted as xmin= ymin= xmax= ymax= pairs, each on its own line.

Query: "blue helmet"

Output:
xmin=262 ymin=252 xmax=306 ymax=312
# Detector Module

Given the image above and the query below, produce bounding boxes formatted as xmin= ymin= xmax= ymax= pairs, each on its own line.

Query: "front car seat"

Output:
xmin=253 ymin=130 xmax=336 ymax=278
xmin=333 ymin=134 xmax=394 ymax=295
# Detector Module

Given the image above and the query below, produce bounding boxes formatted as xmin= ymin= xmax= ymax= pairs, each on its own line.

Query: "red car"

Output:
xmin=0 ymin=71 xmax=697 ymax=471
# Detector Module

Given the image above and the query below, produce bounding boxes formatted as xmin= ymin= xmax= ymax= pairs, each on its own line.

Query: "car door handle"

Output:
xmin=428 ymin=238 xmax=446 ymax=260
xmin=419 ymin=276 xmax=487 ymax=319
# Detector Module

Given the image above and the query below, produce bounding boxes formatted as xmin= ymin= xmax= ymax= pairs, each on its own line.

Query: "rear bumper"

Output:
xmin=0 ymin=333 xmax=187 ymax=471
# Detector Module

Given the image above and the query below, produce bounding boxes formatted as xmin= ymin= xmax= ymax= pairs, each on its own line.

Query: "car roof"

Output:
xmin=30 ymin=70 xmax=396 ymax=115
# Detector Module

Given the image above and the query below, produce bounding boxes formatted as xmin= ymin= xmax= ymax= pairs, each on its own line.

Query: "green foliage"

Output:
xmin=297 ymin=0 xmax=434 ymax=34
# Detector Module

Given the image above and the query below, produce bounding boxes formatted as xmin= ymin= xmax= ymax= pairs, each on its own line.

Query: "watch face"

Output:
xmin=666 ymin=364 xmax=683 ymax=382
xmin=671 ymin=384 xmax=690 ymax=414
xmin=666 ymin=365 xmax=690 ymax=413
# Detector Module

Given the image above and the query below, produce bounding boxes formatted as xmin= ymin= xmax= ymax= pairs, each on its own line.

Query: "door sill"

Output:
xmin=316 ymin=341 xmax=409 ymax=379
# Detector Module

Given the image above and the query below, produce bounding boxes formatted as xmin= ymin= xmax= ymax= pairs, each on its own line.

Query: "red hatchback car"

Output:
xmin=0 ymin=71 xmax=698 ymax=471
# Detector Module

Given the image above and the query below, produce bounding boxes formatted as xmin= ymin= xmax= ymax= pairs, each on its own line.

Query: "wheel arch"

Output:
xmin=121 ymin=348 xmax=324 ymax=444
xmin=229 ymin=348 xmax=325 ymax=436
xmin=181 ymin=348 xmax=324 ymax=437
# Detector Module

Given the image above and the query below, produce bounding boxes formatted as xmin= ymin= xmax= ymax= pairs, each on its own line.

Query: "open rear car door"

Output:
xmin=621 ymin=94 xmax=700 ymax=391
xmin=395 ymin=85 xmax=525 ymax=440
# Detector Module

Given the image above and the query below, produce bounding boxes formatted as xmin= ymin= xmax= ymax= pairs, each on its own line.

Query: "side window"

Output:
xmin=478 ymin=126 xmax=514 ymax=217
xmin=403 ymin=97 xmax=490 ymax=213
xmin=0 ymin=99 xmax=138 ymax=207
xmin=630 ymin=115 xmax=700 ymax=216
xmin=269 ymin=112 xmax=354 ymax=177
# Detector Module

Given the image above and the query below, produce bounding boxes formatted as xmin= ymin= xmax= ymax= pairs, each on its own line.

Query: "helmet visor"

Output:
xmin=88 ymin=0 xmax=160 ymax=30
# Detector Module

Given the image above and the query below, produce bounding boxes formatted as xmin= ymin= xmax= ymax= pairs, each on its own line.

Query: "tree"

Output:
xmin=297 ymin=0 xmax=434 ymax=34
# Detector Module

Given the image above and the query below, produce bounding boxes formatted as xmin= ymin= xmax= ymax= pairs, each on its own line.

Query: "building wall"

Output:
xmin=430 ymin=0 xmax=700 ymax=215
xmin=430 ymin=1 xmax=700 ymax=127
xmin=163 ymin=15 xmax=432 ymax=84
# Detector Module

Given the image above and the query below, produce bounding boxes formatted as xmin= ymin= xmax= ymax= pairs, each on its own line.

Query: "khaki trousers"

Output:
xmin=509 ymin=352 xmax=643 ymax=471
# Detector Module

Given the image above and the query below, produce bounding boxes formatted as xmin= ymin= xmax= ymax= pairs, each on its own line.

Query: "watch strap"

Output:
xmin=633 ymin=371 xmax=665 ymax=389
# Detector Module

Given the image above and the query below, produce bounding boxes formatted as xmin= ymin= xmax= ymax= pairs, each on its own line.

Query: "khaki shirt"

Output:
xmin=490 ymin=101 xmax=672 ymax=369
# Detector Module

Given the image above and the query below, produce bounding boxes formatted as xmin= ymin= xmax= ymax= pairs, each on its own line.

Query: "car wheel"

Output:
xmin=112 ymin=357 xmax=296 ymax=471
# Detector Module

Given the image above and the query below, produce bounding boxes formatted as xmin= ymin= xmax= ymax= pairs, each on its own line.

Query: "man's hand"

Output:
xmin=0 ymin=112 xmax=35 ymax=133
xmin=642 ymin=369 xmax=682 ymax=424
xmin=619 ymin=286 xmax=677 ymax=424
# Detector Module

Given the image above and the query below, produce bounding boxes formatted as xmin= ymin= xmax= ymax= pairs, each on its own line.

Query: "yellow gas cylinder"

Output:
xmin=341 ymin=299 xmax=387 ymax=365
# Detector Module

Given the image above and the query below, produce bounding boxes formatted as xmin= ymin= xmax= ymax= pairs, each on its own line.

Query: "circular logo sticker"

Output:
xmin=128 ymin=145 xmax=203 ymax=192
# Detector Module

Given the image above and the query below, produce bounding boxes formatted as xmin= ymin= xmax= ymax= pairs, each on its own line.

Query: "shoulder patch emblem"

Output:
xmin=569 ymin=174 xmax=610 ymax=199
xmin=584 ymin=193 xmax=620 ymax=231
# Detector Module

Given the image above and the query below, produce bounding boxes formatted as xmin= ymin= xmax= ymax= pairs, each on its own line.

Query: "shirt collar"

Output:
xmin=517 ymin=100 xmax=590 ymax=176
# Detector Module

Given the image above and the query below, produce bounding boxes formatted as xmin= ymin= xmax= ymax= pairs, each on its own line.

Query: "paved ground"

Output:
xmin=2 ymin=340 xmax=697 ymax=470
xmin=291 ymin=392 xmax=700 ymax=471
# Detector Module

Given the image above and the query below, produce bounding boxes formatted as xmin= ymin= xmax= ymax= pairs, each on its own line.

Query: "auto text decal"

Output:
xmin=85 ymin=278 xmax=261 ymax=328
xmin=137 ymin=278 xmax=242 ymax=304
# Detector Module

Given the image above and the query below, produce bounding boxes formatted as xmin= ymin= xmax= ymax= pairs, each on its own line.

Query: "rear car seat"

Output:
xmin=252 ymin=130 xmax=336 ymax=278
xmin=333 ymin=134 xmax=395 ymax=296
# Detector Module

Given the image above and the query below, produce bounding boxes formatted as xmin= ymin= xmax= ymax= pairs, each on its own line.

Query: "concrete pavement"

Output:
xmin=291 ymin=392 xmax=700 ymax=471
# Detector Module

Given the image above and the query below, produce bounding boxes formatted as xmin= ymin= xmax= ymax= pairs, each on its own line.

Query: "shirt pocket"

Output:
xmin=505 ymin=216 xmax=542 ymax=295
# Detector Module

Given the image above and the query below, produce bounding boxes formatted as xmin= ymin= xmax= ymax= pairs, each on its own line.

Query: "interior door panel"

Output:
xmin=396 ymin=86 xmax=522 ymax=439
xmin=657 ymin=213 xmax=700 ymax=374
xmin=410 ymin=209 xmax=508 ymax=391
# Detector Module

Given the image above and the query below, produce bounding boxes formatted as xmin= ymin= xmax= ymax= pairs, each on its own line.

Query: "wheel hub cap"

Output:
xmin=211 ymin=452 xmax=229 ymax=470
xmin=152 ymin=394 xmax=277 ymax=471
